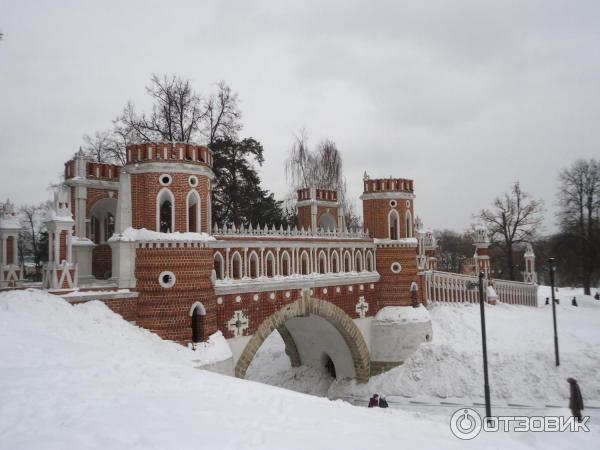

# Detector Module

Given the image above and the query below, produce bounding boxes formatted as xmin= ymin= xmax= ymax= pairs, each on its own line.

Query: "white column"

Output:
xmin=225 ymin=248 xmax=230 ymax=279
xmin=54 ymin=231 xmax=60 ymax=263
xmin=1 ymin=238 xmax=6 ymax=266
xmin=243 ymin=248 xmax=248 ymax=278
xmin=276 ymin=248 xmax=280 ymax=276
xmin=67 ymin=232 xmax=73 ymax=262
xmin=13 ymin=235 xmax=19 ymax=265
xmin=260 ymin=248 xmax=265 ymax=277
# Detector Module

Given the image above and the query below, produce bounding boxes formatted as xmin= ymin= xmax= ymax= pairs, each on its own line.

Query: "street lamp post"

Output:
xmin=477 ymin=271 xmax=492 ymax=423
xmin=549 ymin=258 xmax=560 ymax=366
xmin=467 ymin=273 xmax=493 ymax=423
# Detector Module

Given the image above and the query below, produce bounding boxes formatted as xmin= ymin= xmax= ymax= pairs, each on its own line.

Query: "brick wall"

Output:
xmin=6 ymin=236 xmax=14 ymax=265
xmin=92 ymin=244 xmax=112 ymax=279
xmin=130 ymin=173 xmax=211 ymax=233
xmin=217 ymin=283 xmax=377 ymax=339
xmin=86 ymin=188 xmax=119 ymax=217
xmin=363 ymin=198 xmax=414 ymax=239
xmin=134 ymin=245 xmax=216 ymax=344
xmin=375 ymin=246 xmax=419 ymax=307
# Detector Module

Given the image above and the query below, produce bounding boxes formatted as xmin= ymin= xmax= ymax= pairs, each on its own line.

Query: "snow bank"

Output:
xmin=190 ymin=330 xmax=232 ymax=365
xmin=375 ymin=305 xmax=431 ymax=323
xmin=109 ymin=226 xmax=215 ymax=242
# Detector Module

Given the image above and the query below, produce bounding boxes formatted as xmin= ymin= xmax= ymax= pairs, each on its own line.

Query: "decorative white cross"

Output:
xmin=227 ymin=310 xmax=249 ymax=337
xmin=355 ymin=296 xmax=369 ymax=318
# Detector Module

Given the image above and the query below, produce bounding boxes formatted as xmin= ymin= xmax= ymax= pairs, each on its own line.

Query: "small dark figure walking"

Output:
xmin=379 ymin=396 xmax=389 ymax=408
xmin=555 ymin=298 xmax=560 ymax=304
xmin=594 ymin=291 xmax=600 ymax=300
xmin=572 ymin=297 xmax=578 ymax=307
xmin=567 ymin=378 xmax=584 ymax=422
xmin=368 ymin=394 xmax=379 ymax=408
xmin=545 ymin=297 xmax=549 ymax=305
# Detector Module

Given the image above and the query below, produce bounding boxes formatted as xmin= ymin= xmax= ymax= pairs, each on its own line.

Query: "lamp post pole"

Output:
xmin=549 ymin=258 xmax=560 ymax=366
xmin=478 ymin=271 xmax=492 ymax=423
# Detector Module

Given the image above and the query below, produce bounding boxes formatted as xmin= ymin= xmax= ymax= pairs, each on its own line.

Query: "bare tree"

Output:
xmin=204 ymin=81 xmax=242 ymax=146
xmin=19 ymin=203 xmax=49 ymax=278
xmin=477 ymin=182 xmax=544 ymax=280
xmin=285 ymin=132 xmax=359 ymax=227
xmin=557 ymin=159 xmax=600 ymax=294
xmin=117 ymin=74 xmax=206 ymax=143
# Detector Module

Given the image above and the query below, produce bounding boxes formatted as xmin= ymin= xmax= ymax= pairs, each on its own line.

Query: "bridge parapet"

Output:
xmin=213 ymin=223 xmax=369 ymax=240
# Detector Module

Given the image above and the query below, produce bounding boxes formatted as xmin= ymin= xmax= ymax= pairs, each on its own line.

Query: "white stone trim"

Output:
xmin=158 ymin=270 xmax=176 ymax=288
xmin=125 ymin=162 xmax=215 ymax=180
xmin=156 ymin=188 xmax=175 ymax=232
xmin=185 ymin=189 xmax=201 ymax=233
xmin=189 ymin=301 xmax=207 ymax=316
xmin=215 ymin=271 xmax=380 ymax=295
xmin=388 ymin=209 xmax=400 ymax=240
xmin=360 ymin=192 xmax=415 ymax=200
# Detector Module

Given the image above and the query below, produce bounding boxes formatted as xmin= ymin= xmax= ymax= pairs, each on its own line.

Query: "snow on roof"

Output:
xmin=375 ymin=305 xmax=431 ymax=323
xmin=109 ymin=227 xmax=216 ymax=243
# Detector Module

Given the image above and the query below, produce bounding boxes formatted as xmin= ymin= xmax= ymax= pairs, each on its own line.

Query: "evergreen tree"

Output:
xmin=211 ymin=137 xmax=289 ymax=228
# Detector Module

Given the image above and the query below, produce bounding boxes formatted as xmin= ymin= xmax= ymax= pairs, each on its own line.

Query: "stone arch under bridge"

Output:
xmin=234 ymin=293 xmax=371 ymax=383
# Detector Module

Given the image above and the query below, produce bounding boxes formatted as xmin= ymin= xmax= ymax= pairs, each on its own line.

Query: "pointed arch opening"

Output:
xmin=214 ymin=252 xmax=224 ymax=280
xmin=300 ymin=251 xmax=310 ymax=275
xmin=189 ymin=302 xmax=206 ymax=343
xmin=231 ymin=251 xmax=242 ymax=279
xmin=186 ymin=190 xmax=201 ymax=233
xmin=281 ymin=251 xmax=291 ymax=276
xmin=405 ymin=210 xmax=413 ymax=238
xmin=265 ymin=251 xmax=275 ymax=277
xmin=248 ymin=251 xmax=259 ymax=278
xmin=355 ymin=252 xmax=363 ymax=272
xmin=388 ymin=209 xmax=400 ymax=240
xmin=318 ymin=250 xmax=327 ymax=274
xmin=343 ymin=251 xmax=352 ymax=272
xmin=157 ymin=188 xmax=175 ymax=233
xmin=366 ymin=251 xmax=374 ymax=272
xmin=331 ymin=252 xmax=340 ymax=273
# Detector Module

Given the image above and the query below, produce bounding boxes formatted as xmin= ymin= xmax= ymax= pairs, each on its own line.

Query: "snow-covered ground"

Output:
xmin=250 ymin=286 xmax=600 ymax=406
xmin=1 ymin=288 xmax=598 ymax=449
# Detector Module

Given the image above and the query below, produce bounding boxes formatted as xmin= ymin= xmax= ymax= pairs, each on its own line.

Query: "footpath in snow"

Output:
xmin=0 ymin=288 xmax=598 ymax=449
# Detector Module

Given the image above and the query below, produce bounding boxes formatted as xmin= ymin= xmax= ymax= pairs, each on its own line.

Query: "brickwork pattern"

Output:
xmin=363 ymin=198 xmax=413 ymax=239
xmin=217 ymin=282 xmax=377 ymax=339
xmin=134 ymin=246 xmax=216 ymax=343
xmin=130 ymin=173 xmax=210 ymax=233
xmin=92 ymin=244 xmax=112 ymax=279
xmin=6 ymin=237 xmax=14 ymax=265
xmin=375 ymin=246 xmax=419 ymax=307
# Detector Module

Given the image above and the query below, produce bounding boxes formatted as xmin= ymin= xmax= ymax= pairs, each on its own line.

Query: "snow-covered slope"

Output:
xmin=0 ymin=289 xmax=597 ymax=449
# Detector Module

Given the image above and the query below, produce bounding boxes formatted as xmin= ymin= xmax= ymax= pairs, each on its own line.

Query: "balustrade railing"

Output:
xmin=425 ymin=271 xmax=537 ymax=307
xmin=213 ymin=224 xmax=369 ymax=239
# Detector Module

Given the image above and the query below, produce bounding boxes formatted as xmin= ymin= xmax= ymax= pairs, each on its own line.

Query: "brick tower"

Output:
xmin=296 ymin=187 xmax=343 ymax=231
xmin=0 ymin=200 xmax=24 ymax=289
xmin=473 ymin=226 xmax=490 ymax=278
xmin=361 ymin=174 xmax=418 ymax=307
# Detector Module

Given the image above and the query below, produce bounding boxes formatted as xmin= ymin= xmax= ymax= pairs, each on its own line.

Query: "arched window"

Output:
xmin=248 ymin=251 xmax=259 ymax=278
xmin=190 ymin=302 xmax=206 ymax=343
xmin=231 ymin=252 xmax=242 ymax=279
xmin=343 ymin=251 xmax=352 ymax=272
xmin=331 ymin=252 xmax=340 ymax=273
xmin=265 ymin=251 xmax=275 ymax=277
xmin=366 ymin=251 xmax=374 ymax=272
xmin=300 ymin=251 xmax=310 ymax=275
xmin=281 ymin=251 xmax=291 ymax=276
xmin=104 ymin=213 xmax=115 ymax=241
xmin=214 ymin=252 xmax=224 ymax=280
xmin=157 ymin=188 xmax=175 ymax=233
xmin=405 ymin=210 xmax=413 ymax=238
xmin=388 ymin=209 xmax=400 ymax=240
xmin=186 ymin=190 xmax=201 ymax=233
xmin=318 ymin=251 xmax=327 ymax=274
xmin=355 ymin=252 xmax=363 ymax=272
xmin=318 ymin=212 xmax=337 ymax=231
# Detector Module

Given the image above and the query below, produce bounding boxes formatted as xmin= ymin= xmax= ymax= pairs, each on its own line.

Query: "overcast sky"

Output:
xmin=1 ymin=0 xmax=599 ymax=232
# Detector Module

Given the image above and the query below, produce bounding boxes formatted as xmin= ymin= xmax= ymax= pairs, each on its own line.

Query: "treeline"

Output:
xmin=437 ymin=160 xmax=600 ymax=294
